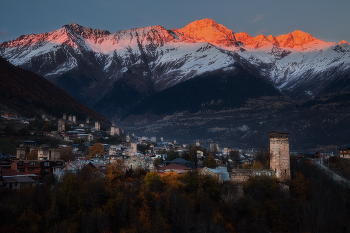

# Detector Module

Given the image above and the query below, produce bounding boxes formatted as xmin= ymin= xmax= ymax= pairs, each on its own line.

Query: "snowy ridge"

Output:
xmin=1 ymin=19 xmax=350 ymax=99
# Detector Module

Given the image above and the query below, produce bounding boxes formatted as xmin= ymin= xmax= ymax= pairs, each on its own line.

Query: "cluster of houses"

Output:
xmin=2 ymin=112 xmax=56 ymax=124
xmin=0 ymin=126 xmax=252 ymax=190
xmin=0 ymin=111 xmax=326 ymax=193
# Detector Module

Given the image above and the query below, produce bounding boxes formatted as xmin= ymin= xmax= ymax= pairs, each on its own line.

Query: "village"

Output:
xmin=1 ymin=112 xmax=350 ymax=232
xmin=0 ymin=111 xmax=296 ymax=191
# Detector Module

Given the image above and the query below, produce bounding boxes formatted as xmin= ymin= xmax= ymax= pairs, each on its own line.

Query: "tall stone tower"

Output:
xmin=95 ymin=121 xmax=100 ymax=131
xmin=196 ymin=141 xmax=200 ymax=147
xmin=129 ymin=142 xmax=137 ymax=156
xmin=215 ymin=143 xmax=219 ymax=152
xmin=210 ymin=142 xmax=214 ymax=152
xmin=63 ymin=113 xmax=67 ymax=120
xmin=110 ymin=126 xmax=115 ymax=136
xmin=269 ymin=131 xmax=291 ymax=182
xmin=72 ymin=115 xmax=76 ymax=123
xmin=126 ymin=133 xmax=130 ymax=143
xmin=115 ymin=127 xmax=120 ymax=136
xmin=58 ymin=119 xmax=65 ymax=132
xmin=86 ymin=117 xmax=90 ymax=124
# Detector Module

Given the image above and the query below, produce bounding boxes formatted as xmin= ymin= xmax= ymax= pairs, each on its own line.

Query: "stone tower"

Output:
xmin=126 ymin=133 xmax=130 ymax=143
xmin=86 ymin=117 xmax=90 ymax=124
xmin=115 ymin=127 xmax=120 ymax=136
xmin=215 ymin=143 xmax=219 ymax=152
xmin=63 ymin=113 xmax=67 ymax=120
xmin=210 ymin=142 xmax=214 ymax=152
xmin=68 ymin=115 xmax=72 ymax=122
xmin=95 ymin=121 xmax=100 ymax=131
xmin=72 ymin=115 xmax=76 ymax=123
xmin=269 ymin=131 xmax=291 ymax=182
xmin=58 ymin=119 xmax=65 ymax=132
xmin=110 ymin=126 xmax=115 ymax=136
xmin=151 ymin=137 xmax=156 ymax=143
xmin=16 ymin=147 xmax=27 ymax=159
xmin=130 ymin=142 xmax=137 ymax=156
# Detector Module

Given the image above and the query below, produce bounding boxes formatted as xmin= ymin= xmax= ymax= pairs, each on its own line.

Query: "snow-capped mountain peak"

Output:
xmin=172 ymin=19 xmax=239 ymax=47
xmin=1 ymin=18 xmax=350 ymax=106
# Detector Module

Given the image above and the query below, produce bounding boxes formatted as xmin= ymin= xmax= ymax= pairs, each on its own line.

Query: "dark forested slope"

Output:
xmin=125 ymin=65 xmax=282 ymax=117
xmin=0 ymin=56 xmax=109 ymax=124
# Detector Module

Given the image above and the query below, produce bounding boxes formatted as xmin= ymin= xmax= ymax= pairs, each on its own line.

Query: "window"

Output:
xmin=30 ymin=168 xmax=34 ymax=171
xmin=30 ymin=162 xmax=35 ymax=165
xmin=44 ymin=162 xmax=50 ymax=167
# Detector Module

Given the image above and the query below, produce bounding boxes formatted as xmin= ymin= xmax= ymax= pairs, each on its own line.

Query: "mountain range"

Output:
xmin=1 ymin=19 xmax=350 ymax=117
xmin=1 ymin=19 xmax=350 ymax=148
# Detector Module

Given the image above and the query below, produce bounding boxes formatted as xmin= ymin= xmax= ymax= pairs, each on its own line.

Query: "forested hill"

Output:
xmin=0 ymin=56 xmax=109 ymax=124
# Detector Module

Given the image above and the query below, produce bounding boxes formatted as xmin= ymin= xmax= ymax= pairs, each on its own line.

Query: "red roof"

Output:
xmin=159 ymin=163 xmax=192 ymax=171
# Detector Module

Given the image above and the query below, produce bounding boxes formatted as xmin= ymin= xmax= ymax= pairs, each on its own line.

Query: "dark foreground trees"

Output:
xmin=0 ymin=159 xmax=349 ymax=233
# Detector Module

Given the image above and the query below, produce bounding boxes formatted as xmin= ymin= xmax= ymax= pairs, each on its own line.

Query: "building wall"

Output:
xmin=38 ymin=147 xmax=50 ymax=159
xmin=269 ymin=132 xmax=291 ymax=182
xmin=51 ymin=149 xmax=61 ymax=160
xmin=16 ymin=148 xmax=26 ymax=159
xmin=199 ymin=168 xmax=223 ymax=183
xmin=124 ymin=157 xmax=149 ymax=171
xmin=230 ymin=169 xmax=276 ymax=183
xmin=339 ymin=150 xmax=350 ymax=158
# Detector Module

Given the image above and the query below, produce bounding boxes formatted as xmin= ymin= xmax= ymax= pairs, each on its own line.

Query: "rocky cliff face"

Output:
xmin=1 ymin=19 xmax=350 ymax=119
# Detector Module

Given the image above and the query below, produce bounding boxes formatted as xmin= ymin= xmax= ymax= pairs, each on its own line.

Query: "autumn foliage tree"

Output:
xmin=87 ymin=143 xmax=104 ymax=159
xmin=27 ymin=149 xmax=38 ymax=160
xmin=205 ymin=153 xmax=217 ymax=168
xmin=60 ymin=147 xmax=75 ymax=162
xmin=1 ymin=157 xmax=350 ymax=233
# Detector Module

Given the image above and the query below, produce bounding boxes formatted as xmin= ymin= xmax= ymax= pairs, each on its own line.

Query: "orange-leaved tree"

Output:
xmin=105 ymin=159 xmax=125 ymax=189
xmin=87 ymin=143 xmax=104 ymax=159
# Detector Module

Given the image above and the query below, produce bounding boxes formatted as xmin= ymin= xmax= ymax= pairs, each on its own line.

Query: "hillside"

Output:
xmin=0 ymin=56 xmax=109 ymax=124
xmin=122 ymin=90 xmax=350 ymax=150
xmin=125 ymin=64 xmax=282 ymax=117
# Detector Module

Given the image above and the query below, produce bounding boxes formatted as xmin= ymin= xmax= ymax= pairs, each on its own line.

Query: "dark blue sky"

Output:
xmin=1 ymin=0 xmax=349 ymax=43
